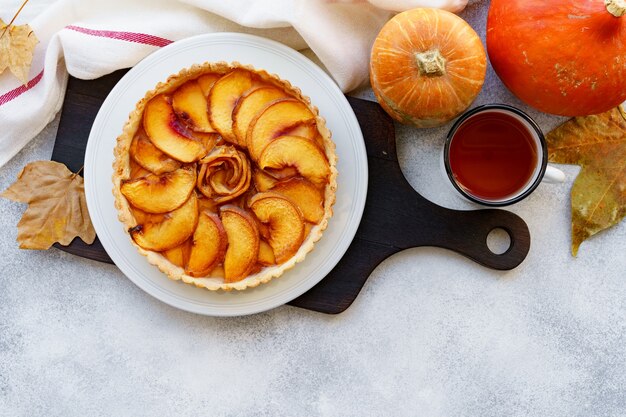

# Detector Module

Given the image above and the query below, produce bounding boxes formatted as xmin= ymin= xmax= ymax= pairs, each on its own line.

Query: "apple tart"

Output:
xmin=112 ymin=62 xmax=337 ymax=291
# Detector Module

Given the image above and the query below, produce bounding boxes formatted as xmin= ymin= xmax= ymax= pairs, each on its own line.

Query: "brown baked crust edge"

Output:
xmin=112 ymin=61 xmax=338 ymax=291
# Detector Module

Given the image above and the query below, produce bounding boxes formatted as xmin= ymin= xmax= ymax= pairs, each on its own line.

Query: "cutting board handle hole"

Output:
xmin=487 ymin=228 xmax=512 ymax=255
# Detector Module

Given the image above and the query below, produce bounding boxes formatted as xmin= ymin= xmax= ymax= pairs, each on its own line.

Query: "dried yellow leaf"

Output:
xmin=547 ymin=106 xmax=626 ymax=256
xmin=0 ymin=18 xmax=38 ymax=85
xmin=1 ymin=161 xmax=96 ymax=250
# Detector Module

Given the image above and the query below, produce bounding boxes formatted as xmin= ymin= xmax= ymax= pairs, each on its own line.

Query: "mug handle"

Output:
xmin=543 ymin=165 xmax=565 ymax=184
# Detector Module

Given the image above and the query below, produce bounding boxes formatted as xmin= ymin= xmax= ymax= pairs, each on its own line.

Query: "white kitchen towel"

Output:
xmin=0 ymin=0 xmax=468 ymax=169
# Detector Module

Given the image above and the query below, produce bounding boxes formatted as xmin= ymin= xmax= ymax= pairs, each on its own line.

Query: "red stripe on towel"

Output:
xmin=65 ymin=25 xmax=173 ymax=47
xmin=0 ymin=28 xmax=172 ymax=106
xmin=0 ymin=69 xmax=45 ymax=106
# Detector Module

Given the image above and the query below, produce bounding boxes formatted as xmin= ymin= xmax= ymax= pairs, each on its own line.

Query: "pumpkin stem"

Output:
xmin=415 ymin=50 xmax=446 ymax=77
xmin=606 ymin=0 xmax=626 ymax=17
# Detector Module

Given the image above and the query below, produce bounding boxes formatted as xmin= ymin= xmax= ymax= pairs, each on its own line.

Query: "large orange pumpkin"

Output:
xmin=487 ymin=0 xmax=626 ymax=116
xmin=370 ymin=8 xmax=486 ymax=128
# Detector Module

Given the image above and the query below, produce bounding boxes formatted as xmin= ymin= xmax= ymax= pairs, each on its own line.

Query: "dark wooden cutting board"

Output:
xmin=51 ymin=70 xmax=531 ymax=314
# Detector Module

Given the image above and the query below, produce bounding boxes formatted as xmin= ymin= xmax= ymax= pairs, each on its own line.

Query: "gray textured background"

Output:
xmin=1 ymin=1 xmax=625 ymax=416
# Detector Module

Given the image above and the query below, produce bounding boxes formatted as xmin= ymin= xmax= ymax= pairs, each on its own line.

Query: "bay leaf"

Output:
xmin=546 ymin=106 xmax=626 ymax=256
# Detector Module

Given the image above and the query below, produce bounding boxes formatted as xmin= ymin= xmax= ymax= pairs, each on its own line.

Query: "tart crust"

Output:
xmin=112 ymin=62 xmax=338 ymax=291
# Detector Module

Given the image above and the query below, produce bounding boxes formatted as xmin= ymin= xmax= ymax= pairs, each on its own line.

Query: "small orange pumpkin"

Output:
xmin=370 ymin=8 xmax=486 ymax=128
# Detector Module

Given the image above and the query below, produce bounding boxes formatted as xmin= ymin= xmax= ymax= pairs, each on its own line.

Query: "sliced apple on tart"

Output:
xmin=286 ymin=120 xmax=325 ymax=148
xmin=130 ymin=192 xmax=199 ymax=252
xmin=208 ymin=69 xmax=253 ymax=144
xmin=250 ymin=192 xmax=305 ymax=264
xmin=253 ymin=169 xmax=279 ymax=192
xmin=185 ymin=211 xmax=228 ymax=277
xmin=130 ymin=128 xmax=181 ymax=175
xmin=120 ymin=166 xmax=196 ymax=213
xmin=143 ymin=94 xmax=206 ymax=163
xmin=246 ymin=98 xmax=316 ymax=161
xmin=257 ymin=239 xmax=276 ymax=266
xmin=220 ymin=205 xmax=260 ymax=283
xmin=129 ymin=206 xmax=165 ymax=226
xmin=162 ymin=239 xmax=192 ymax=268
xmin=270 ymin=178 xmax=324 ymax=223
xmin=196 ymin=73 xmax=221 ymax=96
xmin=129 ymin=159 xmax=152 ymax=179
xmin=257 ymin=136 xmax=330 ymax=187
xmin=172 ymin=80 xmax=214 ymax=133
xmin=191 ymin=131 xmax=220 ymax=151
xmin=232 ymin=86 xmax=289 ymax=146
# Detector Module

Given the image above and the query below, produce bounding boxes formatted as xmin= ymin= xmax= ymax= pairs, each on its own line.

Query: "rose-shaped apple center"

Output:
xmin=197 ymin=145 xmax=251 ymax=204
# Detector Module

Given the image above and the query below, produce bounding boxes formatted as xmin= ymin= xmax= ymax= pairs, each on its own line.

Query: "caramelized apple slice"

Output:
xmin=162 ymin=239 xmax=192 ymax=268
xmin=250 ymin=192 xmax=304 ymax=264
xmin=130 ymin=129 xmax=181 ymax=175
xmin=220 ymin=205 xmax=259 ymax=283
xmin=196 ymin=73 xmax=221 ymax=96
xmin=163 ymin=246 xmax=185 ymax=268
xmin=271 ymin=178 xmax=324 ymax=223
xmin=143 ymin=94 xmax=206 ymax=163
xmin=197 ymin=194 xmax=219 ymax=213
xmin=130 ymin=206 xmax=165 ymax=226
xmin=232 ymin=86 xmax=289 ymax=146
xmin=120 ymin=167 xmax=196 ymax=213
xmin=253 ymin=169 xmax=279 ymax=192
xmin=246 ymin=98 xmax=316 ymax=161
xmin=192 ymin=131 xmax=220 ymax=153
xmin=210 ymin=265 xmax=225 ymax=279
xmin=258 ymin=239 xmax=276 ymax=266
xmin=264 ymin=166 xmax=298 ymax=180
xmin=258 ymin=136 xmax=330 ymax=187
xmin=251 ymin=212 xmax=271 ymax=241
xmin=130 ymin=193 xmax=199 ymax=252
xmin=129 ymin=159 xmax=152 ymax=179
xmin=185 ymin=211 xmax=228 ymax=277
xmin=172 ymin=80 xmax=214 ymax=133
xmin=208 ymin=69 xmax=253 ymax=143
xmin=287 ymin=120 xmax=324 ymax=148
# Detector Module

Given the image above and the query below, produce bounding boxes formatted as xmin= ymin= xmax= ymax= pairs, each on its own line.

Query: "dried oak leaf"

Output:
xmin=546 ymin=106 xmax=626 ymax=256
xmin=1 ymin=161 xmax=96 ymax=250
xmin=0 ymin=18 xmax=38 ymax=85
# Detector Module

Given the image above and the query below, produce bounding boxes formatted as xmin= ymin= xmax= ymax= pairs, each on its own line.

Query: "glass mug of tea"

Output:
xmin=443 ymin=104 xmax=565 ymax=206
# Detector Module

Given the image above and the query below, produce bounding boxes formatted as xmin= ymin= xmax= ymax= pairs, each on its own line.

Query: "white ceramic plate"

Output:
xmin=84 ymin=33 xmax=367 ymax=316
